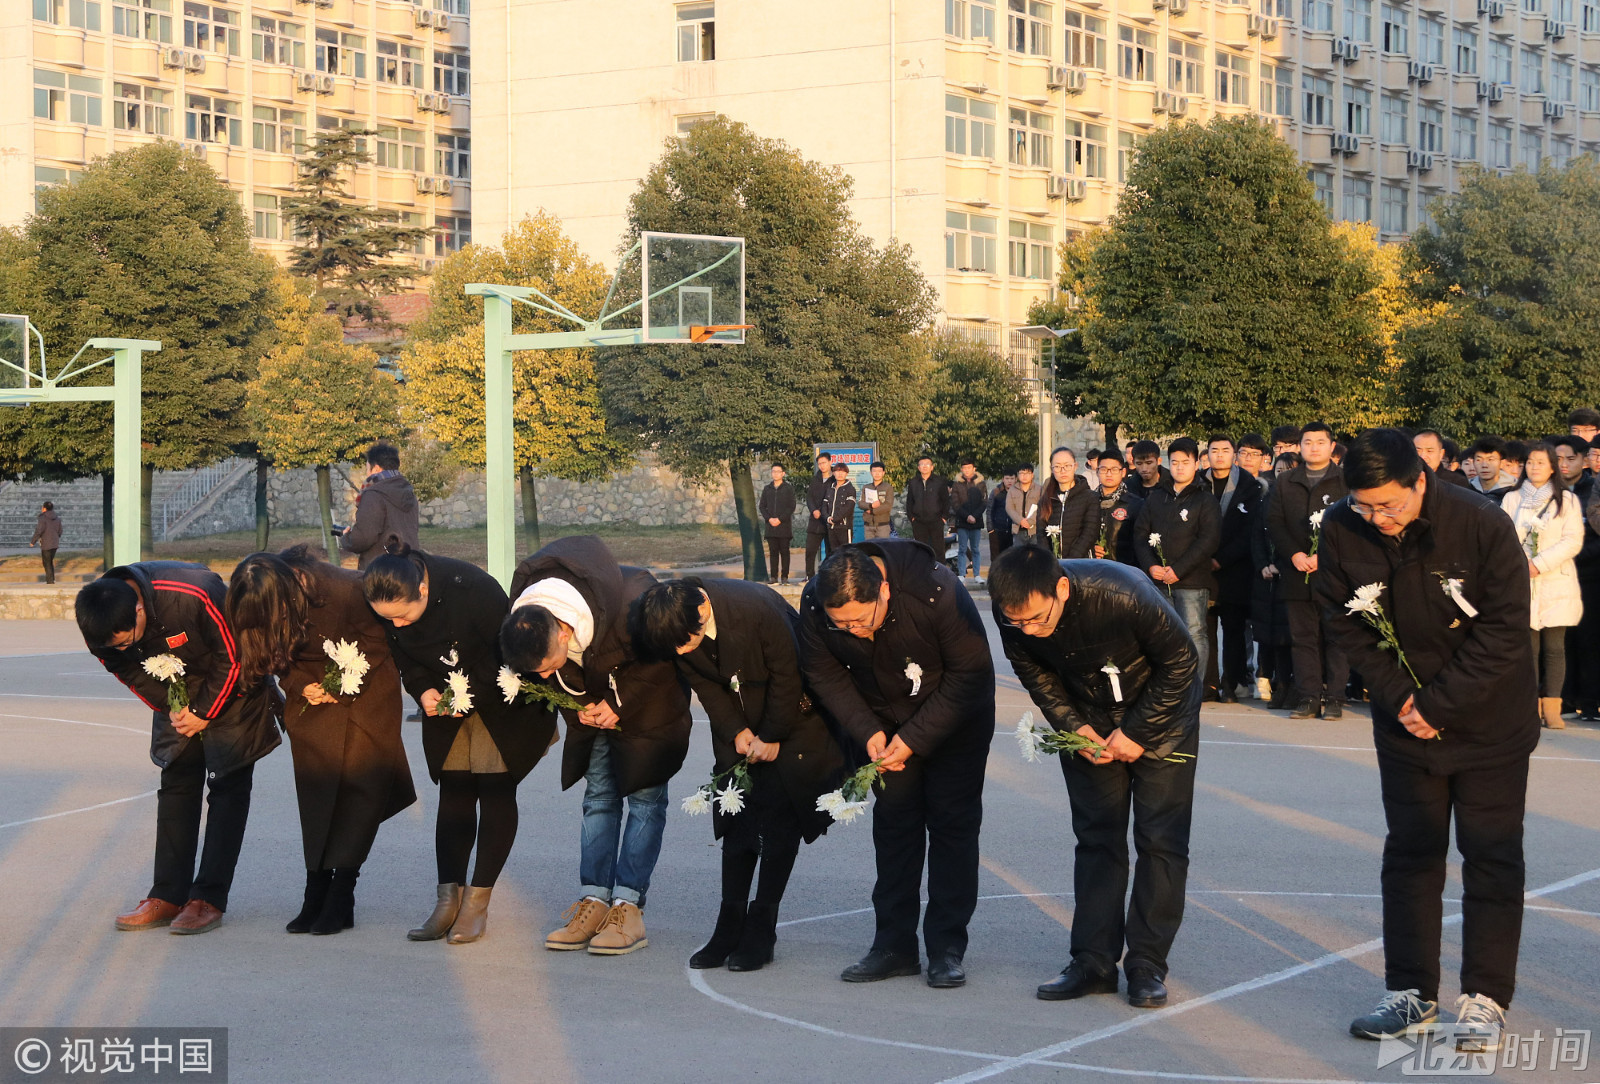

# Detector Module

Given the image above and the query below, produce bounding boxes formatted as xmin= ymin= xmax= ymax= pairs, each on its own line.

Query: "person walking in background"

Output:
xmin=1093 ymin=451 xmax=1145 ymax=565
xmin=949 ymin=459 xmax=988 ymax=582
xmin=1007 ymin=464 xmax=1042 ymax=546
xmin=987 ymin=471 xmax=1015 ymax=563
xmin=1133 ymin=438 xmax=1221 ymax=684
xmin=1037 ymin=447 xmax=1099 ymax=559
xmin=1500 ymin=442 xmax=1584 ymax=731
xmin=824 ymin=463 xmax=858 ymax=555
xmin=757 ymin=464 xmax=796 ymax=586
xmin=805 ymin=452 xmax=833 ymax=579
xmin=906 ymin=455 xmax=950 ymax=559
xmin=862 ymin=461 xmax=895 ymax=540
xmin=1204 ymin=434 xmax=1264 ymax=704
xmin=340 ymin=442 xmax=421 ymax=570
xmin=30 ymin=501 xmax=62 ymax=584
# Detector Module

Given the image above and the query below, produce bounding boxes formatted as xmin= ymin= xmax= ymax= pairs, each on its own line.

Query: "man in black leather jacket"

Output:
xmin=989 ymin=544 xmax=1200 ymax=1010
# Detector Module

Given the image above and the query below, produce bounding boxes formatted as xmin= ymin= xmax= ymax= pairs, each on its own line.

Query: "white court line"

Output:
xmin=0 ymin=789 xmax=157 ymax=830
xmin=1199 ymin=739 xmax=1600 ymax=764
xmin=0 ymin=692 xmax=133 ymax=702
xmin=0 ymin=711 xmax=146 ymax=735
xmin=0 ymin=652 xmax=93 ymax=660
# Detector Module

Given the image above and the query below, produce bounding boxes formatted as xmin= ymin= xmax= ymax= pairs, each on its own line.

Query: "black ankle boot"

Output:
xmin=287 ymin=870 xmax=333 ymax=934
xmin=726 ymin=901 xmax=777 ymax=972
xmin=310 ymin=868 xmax=359 ymax=935
xmin=689 ymin=901 xmax=746 ymax=969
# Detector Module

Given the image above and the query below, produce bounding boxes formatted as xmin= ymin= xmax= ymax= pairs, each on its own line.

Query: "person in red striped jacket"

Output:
xmin=77 ymin=561 xmax=283 ymax=935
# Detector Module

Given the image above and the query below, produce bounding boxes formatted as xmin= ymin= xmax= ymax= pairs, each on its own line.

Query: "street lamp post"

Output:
xmin=1015 ymin=325 xmax=1077 ymax=468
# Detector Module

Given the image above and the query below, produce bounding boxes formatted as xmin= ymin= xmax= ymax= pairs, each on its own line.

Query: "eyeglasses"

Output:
xmin=827 ymin=594 xmax=884 ymax=633
xmin=999 ymin=593 xmax=1060 ymax=631
xmin=1350 ymin=487 xmax=1419 ymax=521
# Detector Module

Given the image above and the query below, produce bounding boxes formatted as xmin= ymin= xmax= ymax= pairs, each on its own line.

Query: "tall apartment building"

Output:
xmin=475 ymin=0 xmax=1600 ymax=352
xmin=2 ymin=0 xmax=475 ymax=267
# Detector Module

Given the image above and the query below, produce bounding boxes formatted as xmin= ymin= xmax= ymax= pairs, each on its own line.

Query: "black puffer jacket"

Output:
xmin=1132 ymin=481 xmax=1222 ymax=592
xmin=1097 ymin=484 xmax=1145 ymax=566
xmin=1037 ymin=478 xmax=1100 ymax=558
xmin=1211 ymin=468 xmax=1265 ymax=604
xmin=997 ymin=559 xmax=1200 ymax=761
xmin=1266 ymin=462 xmax=1348 ymax=601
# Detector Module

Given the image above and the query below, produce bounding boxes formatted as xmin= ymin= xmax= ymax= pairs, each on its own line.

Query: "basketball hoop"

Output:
xmin=689 ymin=324 xmax=754 ymax=344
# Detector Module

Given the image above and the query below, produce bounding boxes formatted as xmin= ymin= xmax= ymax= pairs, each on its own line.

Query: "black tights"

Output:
xmin=720 ymin=826 xmax=802 ymax=909
xmin=436 ymin=771 xmax=519 ymax=888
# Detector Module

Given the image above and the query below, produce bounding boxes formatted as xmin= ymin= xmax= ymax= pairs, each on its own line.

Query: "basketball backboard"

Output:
xmin=636 ymin=232 xmax=746 ymax=345
xmin=0 ymin=314 xmax=33 ymax=390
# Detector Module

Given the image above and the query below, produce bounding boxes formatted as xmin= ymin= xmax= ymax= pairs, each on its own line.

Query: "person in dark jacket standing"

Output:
xmin=340 ymin=442 xmax=421 ymax=569
xmin=78 ymin=562 xmax=283 ymax=935
xmin=824 ymin=463 xmax=858 ymax=554
xmin=1133 ymin=439 xmax=1221 ymax=684
xmin=1266 ymin=421 xmax=1351 ymax=719
xmin=1203 ymin=435 xmax=1264 ymax=703
xmin=1037 ymin=447 xmax=1099 ymax=559
xmin=630 ymin=577 xmax=845 ymax=972
xmin=30 ymin=501 xmax=62 ymax=583
xmin=226 ymin=546 xmax=416 ymax=935
xmin=1553 ymin=435 xmax=1600 ymax=717
xmin=804 ymin=452 xmax=833 ymax=579
xmin=1126 ymin=440 xmax=1173 ymax=501
xmin=1093 ymin=451 xmax=1145 ymax=566
xmin=758 ymin=464 xmax=797 ymax=585
xmin=987 ymin=472 xmax=1015 ymax=562
xmin=1415 ymin=430 xmax=1473 ymax=493
xmin=990 ymin=546 xmax=1199 ymax=1008
xmin=1318 ymin=429 xmax=1539 ymax=1051
xmin=501 ymin=535 xmax=692 ymax=956
xmin=905 ymin=455 xmax=950 ymax=558
xmin=949 ymin=459 xmax=988 ymax=580
xmin=798 ymin=540 xmax=994 ymax=989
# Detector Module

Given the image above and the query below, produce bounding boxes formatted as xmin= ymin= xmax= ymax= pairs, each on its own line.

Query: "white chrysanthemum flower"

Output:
xmin=1015 ymin=712 xmax=1043 ymax=763
xmin=1045 ymin=525 xmax=1062 ymax=536
xmin=445 ymin=670 xmax=473 ymax=715
xmin=497 ymin=666 xmax=523 ymax=705
xmin=730 ymin=674 xmax=741 ymax=694
xmin=338 ymin=669 xmax=365 ymax=696
xmin=1148 ymin=533 xmax=1162 ymax=547
xmin=835 ymin=800 xmax=870 ymax=824
xmin=681 ymin=788 xmax=713 ymax=816
xmin=1309 ymin=510 xmax=1325 ymax=528
xmin=1355 ymin=582 xmax=1384 ymax=604
xmin=142 ymin=654 xmax=185 ymax=682
xmin=715 ymin=782 xmax=746 ymax=815
xmin=816 ymin=790 xmax=846 ymax=816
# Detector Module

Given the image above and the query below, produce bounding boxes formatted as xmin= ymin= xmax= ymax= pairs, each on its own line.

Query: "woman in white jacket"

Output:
xmin=1501 ymin=441 xmax=1585 ymax=729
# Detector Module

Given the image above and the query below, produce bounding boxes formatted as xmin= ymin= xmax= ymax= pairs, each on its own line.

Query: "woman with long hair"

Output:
xmin=362 ymin=544 xmax=556 ymax=944
xmin=1035 ymin=446 xmax=1100 ymax=558
xmin=227 ymin=545 xmax=416 ymax=935
xmin=1501 ymin=441 xmax=1585 ymax=729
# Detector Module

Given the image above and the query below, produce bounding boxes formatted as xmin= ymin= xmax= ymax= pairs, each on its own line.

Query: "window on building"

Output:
xmin=35 ymin=165 xmax=69 ymax=208
xmin=1453 ymin=26 xmax=1478 ymax=75
xmin=376 ymin=40 xmax=424 ymax=86
xmin=1263 ymin=0 xmax=1293 ymax=16
xmin=1117 ymin=129 xmax=1142 ymax=183
xmin=114 ymin=82 xmax=171 ymax=134
xmin=183 ymin=3 xmax=238 ymax=54
xmin=113 ymin=0 xmax=171 ymax=41
xmin=1551 ymin=58 xmax=1573 ymax=101
xmin=1551 ymin=137 xmax=1574 ymax=168
xmin=1418 ymin=104 xmax=1444 ymax=151
xmin=1168 ymin=38 xmax=1203 ymax=95
xmin=374 ymin=125 xmax=425 ymax=171
xmin=34 ymin=69 xmax=103 ymax=125
xmin=435 ymin=215 xmax=471 ymax=256
xmin=1520 ymin=47 xmax=1544 ymax=94
xmin=1261 ymin=63 xmax=1294 ymax=115
xmin=1523 ymin=0 xmax=1543 ymax=12
xmin=1118 ymin=24 xmax=1156 ymax=82
xmin=1488 ymin=121 xmax=1512 ymax=167
xmin=1342 ymin=176 xmax=1373 ymax=222
xmin=252 ymin=17 xmax=304 ymax=66
xmin=1008 ymin=107 xmax=1053 ymax=167
xmin=1308 ymin=168 xmax=1335 ymax=210
xmin=1379 ymin=183 xmax=1408 ymax=233
xmin=1303 ymin=72 xmax=1334 ymax=125
xmin=1008 ymin=221 xmax=1053 ymax=280
xmin=947 ymin=0 xmax=997 ymax=41
xmin=398 ymin=211 xmax=428 ymax=255
xmin=945 ymin=95 xmax=997 ymax=157
xmin=1064 ymin=12 xmax=1106 ymax=69
xmin=1519 ymin=128 xmax=1542 ymax=169
xmin=1064 ymin=120 xmax=1107 ymax=177
xmin=436 ymin=133 xmax=470 ymax=177
xmin=251 ymin=105 xmax=305 ymax=153
xmin=677 ymin=3 xmax=714 ymax=62
xmin=1584 ymin=0 xmax=1600 ymax=30
xmin=1009 ymin=0 xmax=1052 ymax=56
xmin=252 ymin=193 xmax=279 ymax=240
xmin=1380 ymin=92 xmax=1409 ymax=143
xmin=1417 ymin=17 xmax=1444 ymax=65
xmin=946 ymin=211 xmax=998 ymax=273
xmin=1303 ymin=0 xmax=1333 ymax=30
xmin=1381 ymin=4 xmax=1409 ymax=52
xmin=1489 ymin=39 xmax=1512 ymax=85
xmin=315 ymin=29 xmax=367 ymax=78
xmin=35 ymin=0 xmax=102 ymax=30
xmin=1553 ymin=0 xmax=1574 ymax=20
xmin=1452 ymin=110 xmax=1478 ymax=158
xmin=434 ymin=50 xmax=469 ymax=95
xmin=1343 ymin=83 xmax=1371 ymax=135
xmin=1215 ymin=51 xmax=1250 ymax=103
xmin=1581 ymin=66 xmax=1600 ymax=110
xmin=185 ymin=93 xmax=240 ymax=144
xmin=675 ymin=112 xmax=716 ymax=135
xmin=1344 ymin=0 xmax=1373 ymax=42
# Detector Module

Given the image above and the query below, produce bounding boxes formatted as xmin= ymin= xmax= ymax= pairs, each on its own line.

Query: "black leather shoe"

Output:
xmin=1288 ymin=697 xmax=1320 ymax=719
xmin=926 ymin=952 xmax=966 ymax=989
xmin=841 ymin=949 xmax=921 ymax=983
xmin=1215 ymin=688 xmax=1237 ymax=704
xmin=1321 ymin=699 xmax=1344 ymax=721
xmin=1036 ymin=960 xmax=1119 ymax=1001
xmin=1126 ymin=969 xmax=1169 ymax=1008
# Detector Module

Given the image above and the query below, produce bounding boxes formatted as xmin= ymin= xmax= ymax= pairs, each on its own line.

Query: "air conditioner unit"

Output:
xmin=161 ymin=46 xmax=187 ymax=69
xmin=1047 ymin=66 xmax=1069 ymax=89
xmin=1152 ymin=90 xmax=1175 ymax=114
xmin=1407 ymin=60 xmax=1432 ymax=82
xmin=315 ymin=74 xmax=335 ymax=94
xmin=1046 ymin=174 xmax=1070 ymax=197
xmin=432 ymin=176 xmax=454 ymax=195
xmin=432 ymin=10 xmax=451 ymax=28
xmin=1332 ymin=132 xmax=1361 ymax=154
xmin=184 ymin=142 xmax=207 ymax=157
xmin=1406 ymin=149 xmax=1435 ymax=170
xmin=295 ymin=71 xmax=318 ymax=91
xmin=1248 ymin=14 xmax=1279 ymax=36
xmin=414 ymin=6 xmax=433 ymax=26
xmin=1486 ymin=81 xmax=1504 ymax=102
xmin=415 ymin=175 xmax=436 ymax=194
xmin=1478 ymin=0 xmax=1504 ymax=17
xmin=1333 ymin=37 xmax=1362 ymax=62
xmin=1151 ymin=0 xmax=1167 ymax=10
xmin=1545 ymin=99 xmax=1568 ymax=119
xmin=1169 ymin=94 xmax=1190 ymax=116
xmin=1064 ymin=178 xmax=1088 ymax=201
xmin=1544 ymin=17 xmax=1570 ymax=36
xmin=1168 ymin=0 xmax=1189 ymax=13
xmin=184 ymin=51 xmax=206 ymax=72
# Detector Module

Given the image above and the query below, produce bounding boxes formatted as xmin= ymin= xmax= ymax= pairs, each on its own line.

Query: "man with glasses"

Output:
xmin=988 ymin=543 xmax=1200 ymax=1008
xmin=1092 ymin=450 xmax=1144 ymax=565
xmin=1317 ymin=428 xmax=1537 ymax=1054
xmin=1568 ymin=406 xmax=1600 ymax=445
xmin=797 ymin=541 xmax=994 ymax=990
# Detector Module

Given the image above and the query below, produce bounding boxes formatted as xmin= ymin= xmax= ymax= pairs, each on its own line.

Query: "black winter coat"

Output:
xmin=805 ymin=470 xmax=831 ymax=536
xmin=758 ymin=481 xmax=797 ymax=541
xmin=825 ymin=480 xmax=858 ymax=530
xmin=987 ymin=485 xmax=1013 ymax=535
xmin=998 ymin=560 xmax=1200 ymax=761
xmin=677 ymin=580 xmax=846 ymax=842
xmin=509 ymin=535 xmax=692 ymax=794
xmin=798 ymin=539 xmax=995 ymax=757
xmin=1210 ymin=468 xmax=1265 ymax=605
xmin=1097 ymin=485 xmax=1145 ymax=566
xmin=1126 ymin=465 xmax=1173 ymax=501
xmin=90 ymin=562 xmax=282 ymax=778
xmin=1266 ymin=462 xmax=1349 ymax=602
xmin=384 ymin=554 xmax=556 ymax=784
xmin=1250 ymin=503 xmax=1291 ymax=644
xmin=950 ymin=475 xmax=988 ymax=528
xmin=1037 ymin=479 xmax=1100 ymax=558
xmin=1317 ymin=477 xmax=1539 ymax=774
xmin=905 ymin=473 xmax=951 ymax=527
xmin=1133 ymin=481 xmax=1222 ymax=592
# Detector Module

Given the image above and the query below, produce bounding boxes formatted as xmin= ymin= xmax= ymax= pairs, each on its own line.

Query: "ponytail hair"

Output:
xmin=363 ymin=540 xmax=428 ymax=604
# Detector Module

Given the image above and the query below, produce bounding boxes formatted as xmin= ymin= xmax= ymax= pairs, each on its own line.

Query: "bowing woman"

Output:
xmin=363 ymin=544 xmax=557 ymax=944
xmin=227 ymin=546 xmax=417 ymax=935
xmin=629 ymin=577 xmax=844 ymax=971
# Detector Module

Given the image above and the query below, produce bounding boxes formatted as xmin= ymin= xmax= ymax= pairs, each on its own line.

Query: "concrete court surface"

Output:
xmin=1 ymin=615 xmax=1597 ymax=1084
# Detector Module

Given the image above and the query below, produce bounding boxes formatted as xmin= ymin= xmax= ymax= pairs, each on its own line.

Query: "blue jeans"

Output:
xmin=578 ymin=735 xmax=667 ymax=907
xmin=1171 ymin=589 xmax=1210 ymax=687
xmin=956 ymin=526 xmax=983 ymax=577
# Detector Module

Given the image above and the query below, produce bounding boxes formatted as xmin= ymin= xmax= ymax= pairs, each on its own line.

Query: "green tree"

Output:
xmin=0 ymin=142 xmax=277 ymax=558
xmin=598 ymin=117 xmax=937 ymax=580
xmin=1398 ymin=162 xmax=1600 ymax=438
xmin=1030 ymin=230 xmax=1113 ymax=446
xmin=400 ymin=212 xmax=630 ymax=552
xmin=920 ymin=332 xmax=1038 ymax=479
xmin=1079 ymin=116 xmax=1388 ymax=439
xmin=282 ymin=129 xmax=431 ymax=323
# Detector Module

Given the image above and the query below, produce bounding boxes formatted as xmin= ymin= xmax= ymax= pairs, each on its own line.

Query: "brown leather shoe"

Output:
xmin=587 ymin=901 xmax=648 ymax=955
xmin=115 ymin=898 xmax=181 ymax=931
xmin=544 ymin=896 xmax=611 ymax=951
xmin=169 ymin=899 xmax=223 ymax=935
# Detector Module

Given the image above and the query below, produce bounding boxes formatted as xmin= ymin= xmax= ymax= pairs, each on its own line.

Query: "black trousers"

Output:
xmin=910 ymin=520 xmax=944 ymax=558
xmin=40 ymin=548 xmax=57 ymax=584
xmin=765 ymin=538 xmax=790 ymax=581
xmin=151 ymin=736 xmax=256 ymax=911
xmin=1062 ymin=733 xmax=1196 ymax=977
xmin=827 ymin=526 xmax=851 ymax=554
xmin=1377 ymin=752 xmax=1529 ymax=1007
xmin=1208 ymin=600 xmax=1251 ymax=692
xmin=1286 ymin=599 xmax=1349 ymax=702
xmin=870 ymin=732 xmax=987 ymax=961
xmin=988 ymin=530 xmax=1013 ymax=563
xmin=1562 ymin=576 xmax=1600 ymax=708
xmin=805 ymin=532 xmax=827 ymax=578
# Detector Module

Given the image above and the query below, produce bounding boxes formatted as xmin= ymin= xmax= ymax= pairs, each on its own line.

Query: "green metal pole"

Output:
xmin=93 ymin=339 xmax=157 ymax=569
xmin=483 ymin=295 xmax=516 ymax=589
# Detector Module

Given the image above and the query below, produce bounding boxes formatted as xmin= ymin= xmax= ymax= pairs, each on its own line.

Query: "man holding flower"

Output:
xmin=1317 ymin=428 xmax=1539 ymax=1053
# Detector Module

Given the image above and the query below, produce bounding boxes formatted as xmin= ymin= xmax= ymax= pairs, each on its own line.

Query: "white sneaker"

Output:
xmin=1452 ymin=993 xmax=1506 ymax=1053
xmin=1255 ymin=677 xmax=1272 ymax=701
